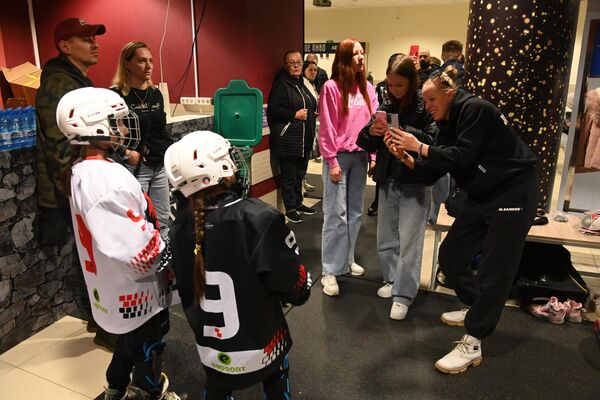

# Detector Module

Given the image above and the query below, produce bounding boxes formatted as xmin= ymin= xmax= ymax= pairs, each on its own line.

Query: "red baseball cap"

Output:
xmin=54 ymin=18 xmax=106 ymax=49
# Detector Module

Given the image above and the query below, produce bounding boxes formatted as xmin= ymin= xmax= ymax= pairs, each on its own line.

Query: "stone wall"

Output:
xmin=0 ymin=148 xmax=81 ymax=353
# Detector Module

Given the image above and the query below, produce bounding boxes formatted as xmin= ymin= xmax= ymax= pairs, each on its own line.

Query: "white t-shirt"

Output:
xmin=69 ymin=156 xmax=170 ymax=334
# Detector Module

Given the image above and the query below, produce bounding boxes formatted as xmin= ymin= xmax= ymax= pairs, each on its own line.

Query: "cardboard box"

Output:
xmin=1 ymin=62 xmax=41 ymax=106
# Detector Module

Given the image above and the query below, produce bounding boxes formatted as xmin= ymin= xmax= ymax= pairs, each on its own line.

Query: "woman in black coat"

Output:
xmin=267 ymin=50 xmax=318 ymax=223
xmin=390 ymin=66 xmax=538 ymax=375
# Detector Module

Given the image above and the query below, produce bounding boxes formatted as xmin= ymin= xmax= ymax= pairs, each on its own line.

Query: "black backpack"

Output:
xmin=515 ymin=242 xmax=589 ymax=307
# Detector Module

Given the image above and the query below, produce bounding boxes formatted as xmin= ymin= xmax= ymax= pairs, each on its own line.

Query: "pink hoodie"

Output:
xmin=318 ymin=80 xmax=378 ymax=168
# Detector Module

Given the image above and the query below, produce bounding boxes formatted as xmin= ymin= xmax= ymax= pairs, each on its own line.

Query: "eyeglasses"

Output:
xmin=287 ymin=61 xmax=303 ymax=66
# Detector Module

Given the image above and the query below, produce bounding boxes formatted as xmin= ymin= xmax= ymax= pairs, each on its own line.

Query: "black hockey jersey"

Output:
xmin=170 ymin=191 xmax=311 ymax=389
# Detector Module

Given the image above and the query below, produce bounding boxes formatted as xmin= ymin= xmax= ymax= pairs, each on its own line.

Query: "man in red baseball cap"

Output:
xmin=36 ymin=17 xmax=115 ymax=351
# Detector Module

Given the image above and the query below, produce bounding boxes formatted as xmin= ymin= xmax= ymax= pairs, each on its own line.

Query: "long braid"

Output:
xmin=191 ymin=192 xmax=207 ymax=300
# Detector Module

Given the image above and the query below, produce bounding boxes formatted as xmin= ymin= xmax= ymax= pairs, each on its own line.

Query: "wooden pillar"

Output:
xmin=465 ymin=0 xmax=579 ymax=209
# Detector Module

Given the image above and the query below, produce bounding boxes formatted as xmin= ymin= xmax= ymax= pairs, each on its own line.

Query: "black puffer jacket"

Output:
xmin=356 ymin=93 xmax=439 ymax=185
xmin=267 ymin=69 xmax=317 ymax=158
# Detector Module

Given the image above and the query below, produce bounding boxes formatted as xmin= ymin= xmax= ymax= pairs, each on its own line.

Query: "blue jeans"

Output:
xmin=125 ymin=162 xmax=170 ymax=238
xmin=377 ymin=181 xmax=431 ymax=305
xmin=321 ymin=152 xmax=368 ymax=276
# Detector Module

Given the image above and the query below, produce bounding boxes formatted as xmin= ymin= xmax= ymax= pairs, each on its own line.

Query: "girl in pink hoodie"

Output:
xmin=318 ymin=38 xmax=378 ymax=296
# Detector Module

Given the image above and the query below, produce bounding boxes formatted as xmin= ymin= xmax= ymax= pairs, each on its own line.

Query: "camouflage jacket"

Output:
xmin=35 ymin=54 xmax=93 ymax=209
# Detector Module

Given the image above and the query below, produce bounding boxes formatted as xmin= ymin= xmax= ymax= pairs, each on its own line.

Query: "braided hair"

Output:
xmin=189 ymin=175 xmax=237 ymax=300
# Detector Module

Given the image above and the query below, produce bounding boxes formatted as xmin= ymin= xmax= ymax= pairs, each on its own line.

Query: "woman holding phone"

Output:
xmin=389 ymin=66 xmax=537 ymax=374
xmin=356 ymin=54 xmax=438 ymax=320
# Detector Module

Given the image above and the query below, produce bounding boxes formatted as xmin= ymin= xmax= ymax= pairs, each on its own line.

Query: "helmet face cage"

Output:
xmin=106 ymin=111 xmax=141 ymax=154
xmin=230 ymin=145 xmax=251 ymax=197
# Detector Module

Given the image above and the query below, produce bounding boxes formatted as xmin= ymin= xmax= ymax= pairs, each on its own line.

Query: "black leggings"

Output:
xmin=203 ymin=355 xmax=290 ymax=400
xmin=105 ymin=309 xmax=170 ymax=397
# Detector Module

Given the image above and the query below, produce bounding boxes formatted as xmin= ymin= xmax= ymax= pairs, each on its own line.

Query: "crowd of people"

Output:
xmin=35 ymin=16 xmax=541 ymax=399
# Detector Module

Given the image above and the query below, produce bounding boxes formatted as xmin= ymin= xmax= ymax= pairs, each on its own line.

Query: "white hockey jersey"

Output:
xmin=69 ymin=156 xmax=174 ymax=334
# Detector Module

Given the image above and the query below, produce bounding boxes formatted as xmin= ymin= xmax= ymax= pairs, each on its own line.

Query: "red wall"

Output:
xmin=0 ymin=0 xmax=303 ymax=104
xmin=195 ymin=0 xmax=304 ymax=97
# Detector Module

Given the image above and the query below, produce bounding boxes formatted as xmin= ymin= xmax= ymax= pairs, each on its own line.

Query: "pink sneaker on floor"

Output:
xmin=528 ymin=296 xmax=568 ymax=324
xmin=564 ymin=299 xmax=585 ymax=323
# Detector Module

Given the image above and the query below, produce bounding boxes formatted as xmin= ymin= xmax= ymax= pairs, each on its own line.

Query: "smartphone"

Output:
xmin=375 ymin=110 xmax=387 ymax=124
xmin=390 ymin=113 xmax=399 ymax=129
xmin=409 ymin=44 xmax=419 ymax=57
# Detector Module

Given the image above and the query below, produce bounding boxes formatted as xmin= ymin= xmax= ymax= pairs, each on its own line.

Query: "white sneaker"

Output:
xmin=377 ymin=283 xmax=393 ymax=298
xmin=321 ymin=275 xmax=339 ymax=296
xmin=441 ymin=308 xmax=469 ymax=327
xmin=350 ymin=262 xmax=365 ymax=276
xmin=435 ymin=334 xmax=482 ymax=374
xmin=390 ymin=302 xmax=408 ymax=320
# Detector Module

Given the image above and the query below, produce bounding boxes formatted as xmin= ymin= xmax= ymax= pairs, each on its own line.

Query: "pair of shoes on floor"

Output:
xmin=126 ymin=373 xmax=181 ymax=400
xmin=435 ymin=334 xmax=482 ymax=375
xmin=303 ymin=180 xmax=315 ymax=192
xmin=377 ymin=282 xmax=393 ymax=298
xmin=367 ymin=204 xmax=378 ymax=216
xmin=390 ymin=302 xmax=409 ymax=320
xmin=286 ymin=205 xmax=317 ymax=223
xmin=529 ymin=297 xmax=585 ymax=324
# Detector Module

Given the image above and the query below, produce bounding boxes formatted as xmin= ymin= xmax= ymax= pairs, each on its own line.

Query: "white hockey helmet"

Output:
xmin=56 ymin=87 xmax=140 ymax=150
xmin=164 ymin=131 xmax=238 ymax=198
xmin=581 ymin=210 xmax=600 ymax=235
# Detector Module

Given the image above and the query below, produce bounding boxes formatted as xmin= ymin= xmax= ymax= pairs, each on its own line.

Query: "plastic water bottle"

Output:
xmin=21 ymin=107 xmax=35 ymax=148
xmin=9 ymin=109 xmax=23 ymax=149
xmin=26 ymin=107 xmax=36 ymax=147
xmin=0 ymin=110 xmax=11 ymax=151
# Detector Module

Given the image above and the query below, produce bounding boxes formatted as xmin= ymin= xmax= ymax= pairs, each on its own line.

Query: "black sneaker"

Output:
xmin=367 ymin=205 xmax=378 ymax=216
xmin=285 ymin=211 xmax=302 ymax=223
xmin=296 ymin=204 xmax=316 ymax=215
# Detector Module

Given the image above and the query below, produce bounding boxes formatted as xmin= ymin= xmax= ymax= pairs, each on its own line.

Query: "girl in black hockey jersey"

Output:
xmin=165 ymin=131 xmax=312 ymax=400
xmin=56 ymin=87 xmax=179 ymax=400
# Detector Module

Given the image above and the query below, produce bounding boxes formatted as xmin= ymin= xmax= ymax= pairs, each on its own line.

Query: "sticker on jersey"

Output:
xmin=217 ymin=352 xmax=232 ymax=365
xmin=285 ymin=231 xmax=299 ymax=255
xmin=118 ymin=289 xmax=153 ymax=319
xmin=200 ymin=271 xmax=240 ymax=339
xmin=197 ymin=328 xmax=290 ymax=375
xmin=91 ymin=288 xmax=108 ymax=314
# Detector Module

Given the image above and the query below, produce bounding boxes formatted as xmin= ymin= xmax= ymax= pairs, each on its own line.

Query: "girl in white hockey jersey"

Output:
xmin=165 ymin=131 xmax=312 ymax=399
xmin=56 ymin=87 xmax=179 ymax=400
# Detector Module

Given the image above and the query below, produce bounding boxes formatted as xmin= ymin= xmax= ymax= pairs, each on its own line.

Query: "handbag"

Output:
xmin=444 ymin=178 xmax=468 ymax=218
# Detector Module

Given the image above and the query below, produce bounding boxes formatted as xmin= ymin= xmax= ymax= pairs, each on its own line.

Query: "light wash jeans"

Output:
xmin=377 ymin=180 xmax=431 ymax=306
xmin=321 ymin=152 xmax=368 ymax=276
xmin=125 ymin=162 xmax=171 ymax=238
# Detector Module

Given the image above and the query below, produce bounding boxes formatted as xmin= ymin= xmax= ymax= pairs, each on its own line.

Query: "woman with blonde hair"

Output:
xmin=112 ymin=41 xmax=172 ymax=238
xmin=390 ymin=66 xmax=537 ymax=374
xmin=318 ymin=38 xmax=378 ymax=296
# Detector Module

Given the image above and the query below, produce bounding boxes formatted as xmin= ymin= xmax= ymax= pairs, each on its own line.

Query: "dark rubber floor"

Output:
xmin=98 ymin=175 xmax=600 ymax=399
